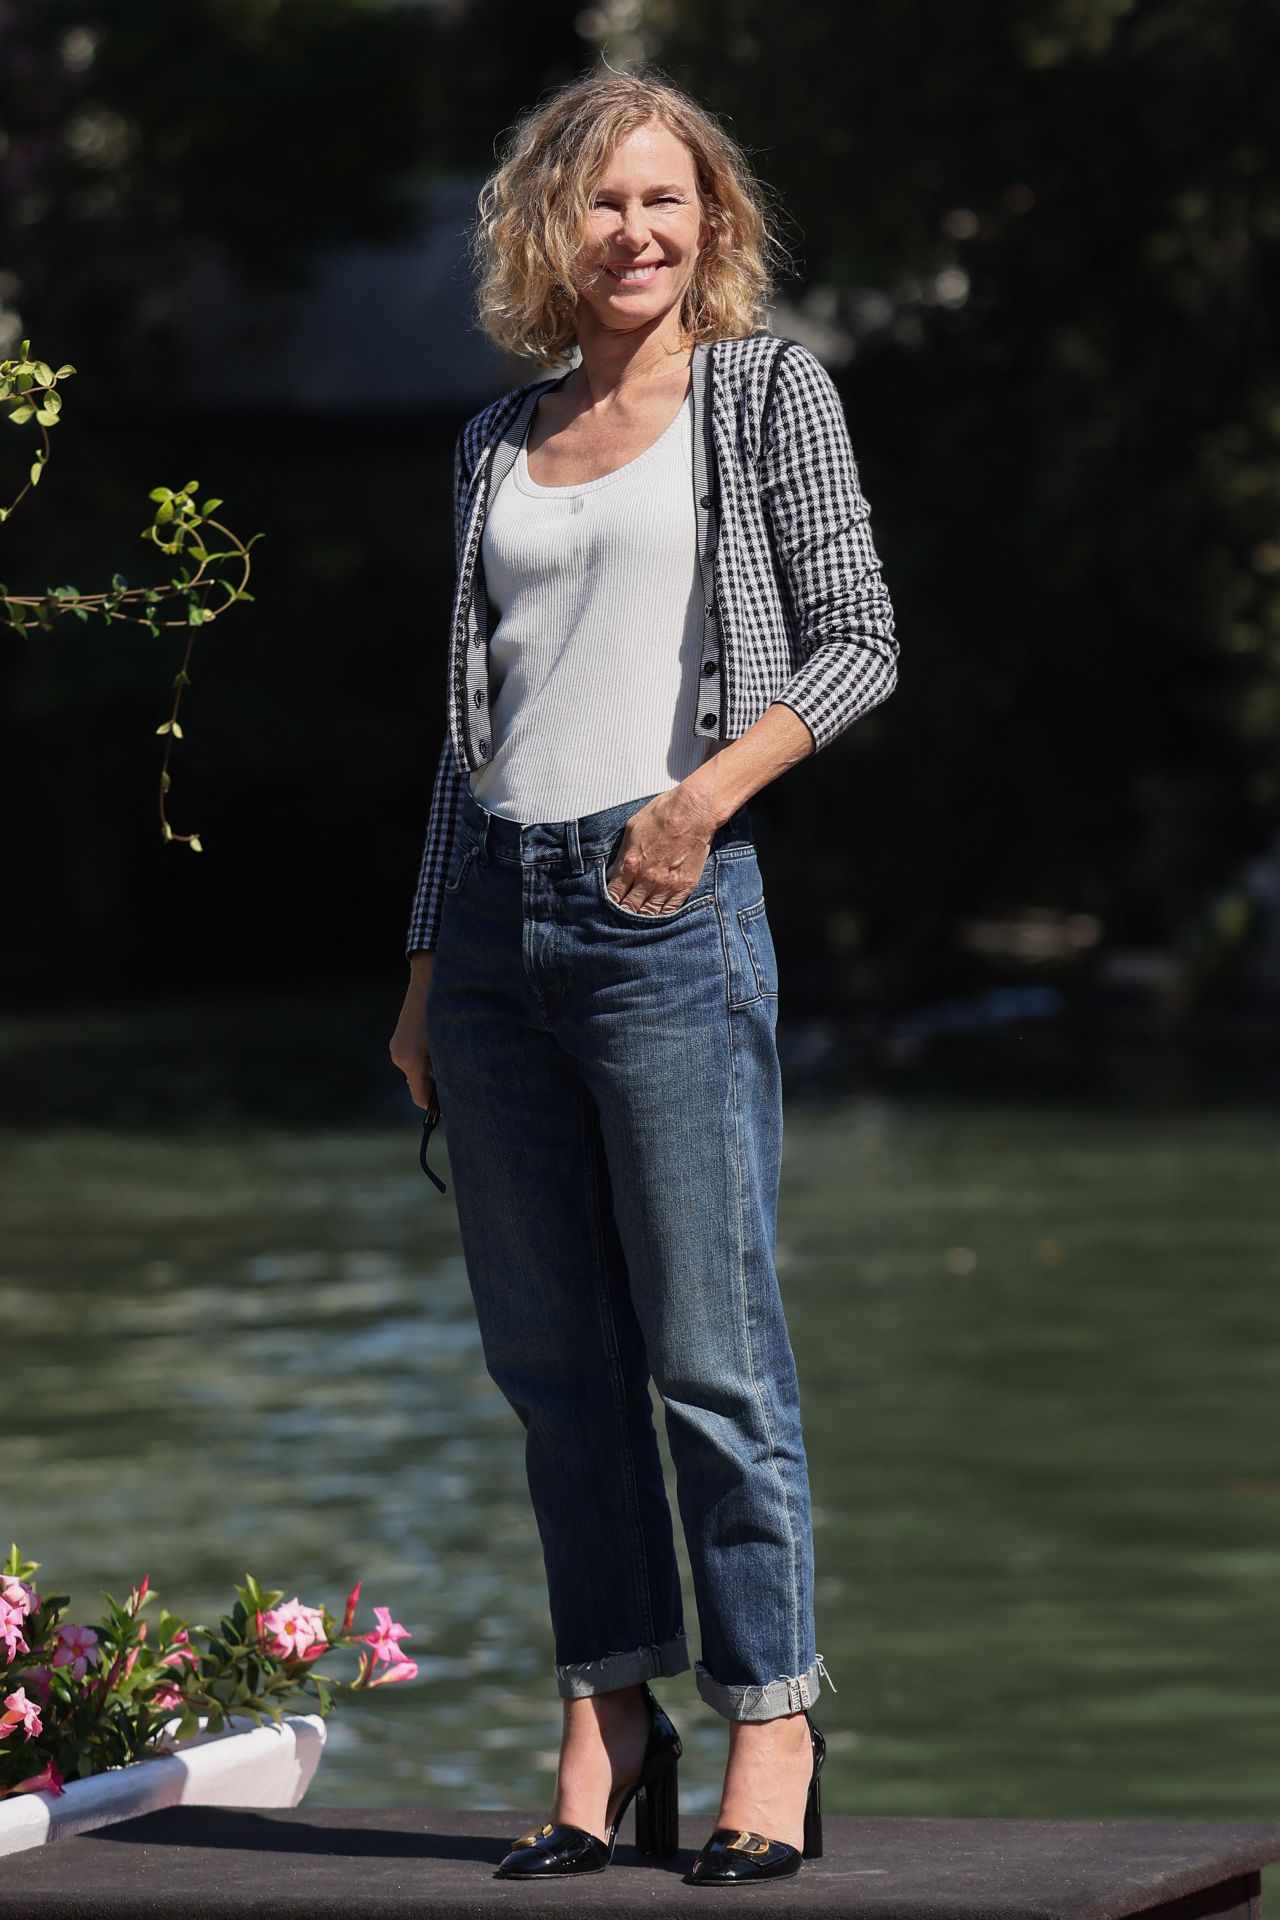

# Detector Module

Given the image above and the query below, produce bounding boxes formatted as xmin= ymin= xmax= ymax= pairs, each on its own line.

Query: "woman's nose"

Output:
xmin=617 ymin=201 xmax=651 ymax=249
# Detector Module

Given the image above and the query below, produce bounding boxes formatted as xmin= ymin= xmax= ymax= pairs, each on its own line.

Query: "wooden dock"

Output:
xmin=1 ymin=1806 xmax=1277 ymax=1918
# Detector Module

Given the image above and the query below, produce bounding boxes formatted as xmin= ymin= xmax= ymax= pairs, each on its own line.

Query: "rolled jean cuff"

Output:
xmin=694 ymin=1652 xmax=833 ymax=1722
xmin=556 ymin=1630 xmax=691 ymax=1699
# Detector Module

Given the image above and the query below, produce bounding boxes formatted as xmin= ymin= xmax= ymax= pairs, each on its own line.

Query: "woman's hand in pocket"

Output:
xmin=605 ymin=787 xmax=718 ymax=914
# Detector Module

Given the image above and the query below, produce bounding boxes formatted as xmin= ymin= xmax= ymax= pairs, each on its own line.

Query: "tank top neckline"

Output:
xmin=513 ymin=388 xmax=692 ymax=498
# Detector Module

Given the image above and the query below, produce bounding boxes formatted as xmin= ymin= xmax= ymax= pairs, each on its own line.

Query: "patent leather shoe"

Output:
xmin=687 ymin=1710 xmax=825 ymax=1883
xmin=495 ymin=1680 xmax=682 ymax=1877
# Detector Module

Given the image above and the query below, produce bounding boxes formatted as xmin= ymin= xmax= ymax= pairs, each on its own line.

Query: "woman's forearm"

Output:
xmin=681 ymin=700 xmax=815 ymax=829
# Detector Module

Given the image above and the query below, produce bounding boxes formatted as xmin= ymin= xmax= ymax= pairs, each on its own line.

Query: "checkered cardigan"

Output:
xmin=405 ymin=331 xmax=898 ymax=956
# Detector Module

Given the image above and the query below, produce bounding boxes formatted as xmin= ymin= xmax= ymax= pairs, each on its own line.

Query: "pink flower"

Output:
xmin=151 ymin=1682 xmax=184 ymax=1710
xmin=160 ymin=1626 xmax=199 ymax=1672
xmin=20 ymin=1666 xmax=53 ymax=1702
xmin=366 ymin=1659 xmax=418 ymax=1688
xmin=1 ymin=1577 xmax=39 ymax=1614
xmin=259 ymin=1598 xmax=328 ymax=1659
xmin=0 ymin=1598 xmax=30 ymax=1663
xmin=362 ymin=1605 xmax=412 ymax=1665
xmin=0 ymin=1686 xmax=43 ymax=1738
xmin=51 ymin=1623 xmax=99 ymax=1680
xmin=3 ymin=1757 xmax=64 ymax=1798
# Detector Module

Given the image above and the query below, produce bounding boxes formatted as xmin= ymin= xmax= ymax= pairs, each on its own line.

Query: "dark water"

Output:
xmin=3 ymin=1038 xmax=1277 ymax=1885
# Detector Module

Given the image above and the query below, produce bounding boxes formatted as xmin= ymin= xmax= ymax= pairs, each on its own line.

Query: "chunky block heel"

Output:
xmin=801 ymin=1754 xmax=823 ymax=1859
xmin=634 ymin=1748 xmax=680 ymax=1857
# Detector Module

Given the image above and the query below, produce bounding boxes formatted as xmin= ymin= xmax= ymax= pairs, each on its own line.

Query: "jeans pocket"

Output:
xmin=740 ymin=890 xmax=782 ymax=998
xmin=596 ymin=833 xmax=717 ymax=924
xmin=726 ymin=895 xmax=779 ymax=1006
xmin=443 ymin=834 xmax=479 ymax=896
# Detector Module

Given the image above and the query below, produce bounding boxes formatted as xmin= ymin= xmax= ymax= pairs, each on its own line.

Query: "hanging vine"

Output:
xmin=0 ymin=339 xmax=263 ymax=852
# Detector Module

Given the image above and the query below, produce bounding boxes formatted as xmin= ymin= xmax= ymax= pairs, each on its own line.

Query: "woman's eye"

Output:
xmin=590 ymin=196 xmax=683 ymax=209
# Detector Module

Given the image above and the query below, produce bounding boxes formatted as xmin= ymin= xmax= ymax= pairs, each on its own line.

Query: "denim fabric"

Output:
xmin=425 ymin=782 xmax=829 ymax=1722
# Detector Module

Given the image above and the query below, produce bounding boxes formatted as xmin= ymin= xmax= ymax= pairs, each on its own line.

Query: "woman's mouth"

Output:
xmin=606 ymin=261 xmax=664 ymax=286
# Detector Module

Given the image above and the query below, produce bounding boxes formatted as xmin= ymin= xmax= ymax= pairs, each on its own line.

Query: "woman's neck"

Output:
xmin=570 ymin=310 xmax=694 ymax=406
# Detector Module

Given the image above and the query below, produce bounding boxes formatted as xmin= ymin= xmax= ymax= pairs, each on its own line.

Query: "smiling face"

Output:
xmin=574 ymin=117 xmax=708 ymax=342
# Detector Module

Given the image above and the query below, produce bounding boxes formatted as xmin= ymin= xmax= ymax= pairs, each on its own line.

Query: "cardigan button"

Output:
xmin=700 ymin=493 xmax=712 ymax=508
xmin=700 ymin=712 xmax=716 ymax=729
xmin=701 ymin=660 xmax=718 ymax=675
xmin=704 ymin=604 xmax=716 ymax=619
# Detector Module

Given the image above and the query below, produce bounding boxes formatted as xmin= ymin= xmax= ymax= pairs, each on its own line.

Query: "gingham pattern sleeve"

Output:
xmin=758 ymin=342 xmax=899 ymax=752
xmin=404 ymin=729 xmax=466 ymax=956
xmin=405 ymin=431 xmax=469 ymax=958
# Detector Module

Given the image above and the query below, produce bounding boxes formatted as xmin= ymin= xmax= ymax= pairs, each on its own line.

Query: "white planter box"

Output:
xmin=0 ymin=1711 xmax=326 ymax=1859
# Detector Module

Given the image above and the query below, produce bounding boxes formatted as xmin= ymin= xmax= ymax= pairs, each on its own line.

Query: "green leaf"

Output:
xmin=200 ymin=499 xmax=223 ymax=514
xmin=54 ymin=364 xmax=76 ymax=378
xmin=148 ymin=487 xmax=173 ymax=503
xmin=32 ymin=361 xmax=53 ymax=384
xmin=8 ymin=405 xmax=34 ymax=425
xmin=112 ymin=573 xmax=128 ymax=591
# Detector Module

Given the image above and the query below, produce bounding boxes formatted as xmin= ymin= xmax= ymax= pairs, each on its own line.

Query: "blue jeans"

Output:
xmin=425 ymin=782 xmax=829 ymax=1722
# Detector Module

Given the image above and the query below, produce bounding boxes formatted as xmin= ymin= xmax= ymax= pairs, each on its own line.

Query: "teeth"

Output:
xmin=611 ymin=265 xmax=659 ymax=281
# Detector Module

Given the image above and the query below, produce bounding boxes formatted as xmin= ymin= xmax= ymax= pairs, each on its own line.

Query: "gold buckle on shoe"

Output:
xmin=726 ymin=1830 xmax=771 ymax=1855
xmin=511 ymin=1821 xmax=555 ymax=1848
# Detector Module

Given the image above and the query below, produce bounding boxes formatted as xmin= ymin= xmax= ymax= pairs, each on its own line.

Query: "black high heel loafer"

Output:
xmin=495 ymin=1680 xmax=682 ymax=1877
xmin=687 ymin=1709 xmax=826 ymax=1884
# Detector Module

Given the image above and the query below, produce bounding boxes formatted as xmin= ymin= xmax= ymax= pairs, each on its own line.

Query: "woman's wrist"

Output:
xmin=684 ymin=702 xmax=815 ymax=827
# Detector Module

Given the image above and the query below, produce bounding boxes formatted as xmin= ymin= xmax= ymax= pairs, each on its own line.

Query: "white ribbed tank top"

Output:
xmin=470 ymin=388 xmax=712 ymax=824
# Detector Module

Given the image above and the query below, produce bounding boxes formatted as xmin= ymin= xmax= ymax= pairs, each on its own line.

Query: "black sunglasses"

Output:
xmin=419 ymin=1086 xmax=447 ymax=1193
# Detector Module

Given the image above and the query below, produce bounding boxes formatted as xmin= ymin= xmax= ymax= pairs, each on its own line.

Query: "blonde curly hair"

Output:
xmin=470 ymin=66 xmax=785 ymax=368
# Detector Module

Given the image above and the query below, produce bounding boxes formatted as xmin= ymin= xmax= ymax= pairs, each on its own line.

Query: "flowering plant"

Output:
xmin=0 ymin=1543 xmax=417 ymax=1802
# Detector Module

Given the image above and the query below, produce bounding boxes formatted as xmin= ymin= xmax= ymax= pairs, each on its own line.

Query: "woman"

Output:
xmin=389 ymin=67 xmax=898 ymax=1885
